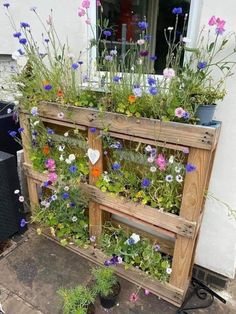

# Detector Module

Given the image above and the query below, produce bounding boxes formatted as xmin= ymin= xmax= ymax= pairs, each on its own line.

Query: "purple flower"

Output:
xmin=183 ymin=147 xmax=189 ymax=154
xmin=147 ymin=77 xmax=156 ymax=86
xmin=69 ymin=165 xmax=77 ymax=173
xmin=62 ymin=192 xmax=70 ymax=199
xmin=13 ymin=32 xmax=22 ymax=38
xmin=17 ymin=49 xmax=25 ymax=55
xmin=44 ymin=38 xmax=50 ymax=43
xmin=72 ymin=63 xmax=79 ymax=70
xmin=70 ymin=202 xmax=76 ymax=207
xmin=141 ymin=178 xmax=151 ymax=188
xmin=150 ymin=55 xmax=157 ymax=61
xmin=89 ymin=127 xmax=97 ymax=133
xmin=154 ymin=244 xmax=161 ymax=252
xmin=172 ymin=7 xmax=183 ymax=14
xmin=182 ymin=111 xmax=190 ymax=119
xmin=112 ymin=162 xmax=121 ymax=170
xmin=8 ymin=130 xmax=17 ymax=137
xmin=44 ymin=84 xmax=52 ymax=91
xmin=78 ymin=61 xmax=83 ymax=65
xmin=127 ymin=238 xmax=135 ymax=245
xmin=104 ymin=260 xmax=111 ymax=266
xmin=19 ymin=38 xmax=27 ymax=45
xmin=18 ymin=127 xmax=24 ymax=133
xmin=20 ymin=219 xmax=27 ymax=228
xmin=43 ymin=180 xmax=52 ymax=187
xmin=133 ymin=87 xmax=142 ymax=97
xmin=103 ymin=30 xmax=112 ymax=37
xmin=104 ymin=55 xmax=113 ymax=62
xmin=47 ymin=128 xmax=54 ymax=135
xmin=30 ymin=106 xmax=38 ymax=116
xmin=110 ymin=142 xmax=122 ymax=149
xmin=138 ymin=21 xmax=148 ymax=30
xmin=3 ymin=3 xmax=10 ymax=8
xmin=20 ymin=22 xmax=30 ymax=28
xmin=149 ymin=87 xmax=158 ymax=95
xmin=197 ymin=61 xmax=207 ymax=70
xmin=144 ymin=34 xmax=152 ymax=41
xmin=186 ymin=163 xmax=197 ymax=172
xmin=139 ymin=50 xmax=149 ymax=57
xmin=113 ymin=75 xmax=121 ymax=83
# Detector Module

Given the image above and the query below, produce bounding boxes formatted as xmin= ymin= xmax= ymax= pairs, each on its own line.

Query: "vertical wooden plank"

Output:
xmin=27 ymin=177 xmax=39 ymax=212
xmin=19 ymin=112 xmax=31 ymax=164
xmin=88 ymin=129 xmax=108 ymax=240
xmin=170 ymin=148 xmax=212 ymax=291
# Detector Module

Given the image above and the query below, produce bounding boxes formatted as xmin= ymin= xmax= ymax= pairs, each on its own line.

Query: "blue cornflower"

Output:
xmin=70 ymin=202 xmax=76 ymax=207
xmin=13 ymin=32 xmax=22 ymax=38
xmin=138 ymin=21 xmax=148 ymax=30
xmin=144 ymin=34 xmax=152 ymax=41
xmin=112 ymin=162 xmax=121 ymax=170
xmin=186 ymin=163 xmax=197 ymax=172
xmin=20 ymin=22 xmax=30 ymax=28
xmin=103 ymin=30 xmax=112 ymax=37
xmin=43 ymin=180 xmax=52 ymax=187
xmin=150 ymin=55 xmax=157 ymax=61
xmin=149 ymin=87 xmax=158 ymax=95
xmin=110 ymin=142 xmax=122 ymax=149
xmin=172 ymin=7 xmax=183 ymax=14
xmin=18 ymin=127 xmax=24 ymax=133
xmin=147 ymin=77 xmax=156 ymax=86
xmin=72 ymin=63 xmax=79 ymax=70
xmin=20 ymin=218 xmax=27 ymax=228
xmin=197 ymin=61 xmax=207 ymax=70
xmin=69 ymin=165 xmax=77 ymax=173
xmin=44 ymin=84 xmax=52 ymax=91
xmin=8 ymin=130 xmax=17 ymax=137
xmin=44 ymin=38 xmax=50 ymax=43
xmin=113 ymin=76 xmax=121 ymax=83
xmin=17 ymin=49 xmax=25 ymax=55
xmin=3 ymin=3 xmax=10 ymax=8
xmin=47 ymin=128 xmax=54 ymax=135
xmin=141 ymin=178 xmax=151 ymax=188
xmin=19 ymin=38 xmax=27 ymax=45
xmin=62 ymin=192 xmax=70 ymax=200
xmin=183 ymin=111 xmax=190 ymax=119
xmin=32 ymin=131 xmax=38 ymax=136
xmin=89 ymin=127 xmax=97 ymax=133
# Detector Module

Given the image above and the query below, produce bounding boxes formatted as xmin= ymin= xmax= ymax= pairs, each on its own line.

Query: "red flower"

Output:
xmin=129 ymin=293 xmax=139 ymax=303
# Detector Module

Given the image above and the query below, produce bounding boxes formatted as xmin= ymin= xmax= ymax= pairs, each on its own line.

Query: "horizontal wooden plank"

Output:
xmin=36 ymin=226 xmax=184 ymax=306
xmin=21 ymin=102 xmax=221 ymax=150
xmin=24 ymin=164 xmax=197 ymax=238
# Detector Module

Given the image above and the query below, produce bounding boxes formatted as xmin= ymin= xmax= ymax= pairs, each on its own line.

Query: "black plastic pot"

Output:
xmin=99 ymin=282 xmax=121 ymax=309
xmin=86 ymin=303 xmax=95 ymax=314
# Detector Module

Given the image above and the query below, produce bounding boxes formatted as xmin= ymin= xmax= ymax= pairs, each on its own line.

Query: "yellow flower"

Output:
xmin=50 ymin=227 xmax=56 ymax=237
xmin=36 ymin=228 xmax=42 ymax=235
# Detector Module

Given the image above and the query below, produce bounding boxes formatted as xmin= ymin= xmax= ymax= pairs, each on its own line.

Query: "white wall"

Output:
xmin=1 ymin=0 xmax=236 ymax=278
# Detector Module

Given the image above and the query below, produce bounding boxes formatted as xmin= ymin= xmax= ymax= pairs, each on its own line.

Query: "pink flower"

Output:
xmin=45 ymin=158 xmax=56 ymax=171
xmin=216 ymin=19 xmax=226 ymax=35
xmin=175 ymin=107 xmax=185 ymax=118
xmin=48 ymin=172 xmax=58 ymax=183
xmin=129 ymin=293 xmax=139 ymax=303
xmin=156 ymin=154 xmax=166 ymax=171
xmin=78 ymin=7 xmax=86 ymax=17
xmin=163 ymin=68 xmax=175 ymax=79
xmin=208 ymin=15 xmax=217 ymax=26
xmin=85 ymin=19 xmax=91 ymax=25
xmin=144 ymin=289 xmax=150 ymax=296
xmin=96 ymin=0 xmax=101 ymax=6
xmin=46 ymin=15 xmax=52 ymax=25
xmin=137 ymin=39 xmax=145 ymax=45
xmin=82 ymin=0 xmax=90 ymax=9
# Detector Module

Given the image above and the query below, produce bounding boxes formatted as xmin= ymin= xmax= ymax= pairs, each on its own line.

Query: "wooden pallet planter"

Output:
xmin=19 ymin=103 xmax=221 ymax=307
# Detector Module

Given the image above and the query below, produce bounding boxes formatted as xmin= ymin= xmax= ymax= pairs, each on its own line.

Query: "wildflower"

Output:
xmin=167 ymin=27 xmax=174 ymax=31
xmin=42 ymin=146 xmax=50 ymax=155
xmin=43 ymin=180 xmax=52 ymax=187
xmin=103 ymin=30 xmax=112 ymax=37
xmin=144 ymin=289 xmax=150 ymax=296
xmin=31 ymin=107 xmax=38 ymax=117
xmin=96 ymin=0 xmax=101 ymax=6
xmin=166 ymin=267 xmax=172 ymax=274
xmin=176 ymin=175 xmax=183 ymax=183
xmin=183 ymin=111 xmax=190 ymax=119
xmin=182 ymin=37 xmax=191 ymax=43
xmin=19 ymin=196 xmax=24 ymax=202
xmin=78 ymin=7 xmax=86 ymax=17
xmin=36 ymin=228 xmax=42 ymax=235
xmin=50 ymin=227 xmax=56 ymax=237
xmin=72 ymin=63 xmax=79 ymax=70
xmin=139 ymin=50 xmax=149 ymax=57
xmin=72 ymin=216 xmax=78 ymax=222
xmin=175 ymin=166 xmax=181 ymax=173
xmin=85 ymin=19 xmax=91 ymax=25
xmin=141 ymin=178 xmax=151 ymax=188
xmin=112 ymin=162 xmax=121 ymax=170
xmin=144 ymin=34 xmax=152 ymax=41
xmin=128 ymin=95 xmax=136 ymax=103
xmin=216 ymin=19 xmax=226 ymax=35
xmin=145 ymin=145 xmax=152 ymax=152
xmin=68 ymin=154 xmax=76 ymax=161
xmin=126 ymin=238 xmax=135 ymax=245
xmin=48 ymin=172 xmax=58 ymax=182
xmin=20 ymin=219 xmax=27 ymax=228
xmin=172 ymin=7 xmax=183 ymax=14
xmin=51 ymin=194 xmax=57 ymax=201
xmin=58 ymin=145 xmax=65 ymax=152
xmin=150 ymin=55 xmax=157 ymax=61
xmin=110 ymin=49 xmax=117 ymax=56
xmin=147 ymin=157 xmax=154 ymax=163
xmin=64 ymin=186 xmax=70 ymax=191
xmin=183 ymin=147 xmax=189 ymax=154
xmin=104 ymin=55 xmax=113 ymax=62
xmin=64 ymin=132 xmax=69 ymax=137
xmin=62 ymin=192 xmax=70 ymax=200
xmin=82 ymin=0 xmax=90 ymax=9
xmin=186 ymin=163 xmax=197 ymax=172
xmin=175 ymin=107 xmax=185 ymax=118
xmin=19 ymin=38 xmax=27 ymax=45
xmin=3 ymin=3 xmax=10 ymax=8
xmin=156 ymin=154 xmax=166 ymax=171
xmin=208 ymin=15 xmax=217 ymax=26
xmin=169 ymin=156 xmax=174 ymax=164
xmin=165 ymin=175 xmax=173 ymax=182
xmin=57 ymin=112 xmax=65 ymax=120
xmin=8 ymin=130 xmax=17 ymax=137
xmin=92 ymin=167 xmax=100 ymax=177
xmin=45 ymin=158 xmax=56 ymax=169
xmin=137 ymin=39 xmax=145 ymax=45
xmin=89 ymin=127 xmax=97 ymax=134
xmin=163 ymin=68 xmax=175 ymax=79
xmin=7 ymin=108 xmax=12 ymax=114
xmin=104 ymin=260 xmax=111 ymax=266
xmin=149 ymin=86 xmax=158 ymax=95
xmin=90 ymin=235 xmax=96 ymax=242
xmin=130 ymin=293 xmax=139 ymax=303
xmin=44 ymin=84 xmax=52 ymax=91
xmin=197 ymin=61 xmax=207 ymax=70
xmin=117 ymin=256 xmax=123 ymax=264
xmin=130 ymin=233 xmax=140 ymax=244
xmin=47 ymin=128 xmax=54 ymax=135
xmin=133 ymin=87 xmax=142 ymax=97
xmin=154 ymin=244 xmax=161 ymax=252
xmin=150 ymin=166 xmax=157 ymax=173
xmin=69 ymin=165 xmax=77 ymax=173
xmin=110 ymin=142 xmax=122 ymax=149
xmin=13 ymin=32 xmax=21 ymax=38
xmin=138 ymin=21 xmax=148 ymax=30
xmin=14 ymin=189 xmax=20 ymax=194
xmin=18 ymin=127 xmax=24 ymax=133
xmin=20 ymin=22 xmax=30 ymax=28
xmin=113 ymin=75 xmax=121 ymax=83
xmin=147 ymin=77 xmax=156 ymax=86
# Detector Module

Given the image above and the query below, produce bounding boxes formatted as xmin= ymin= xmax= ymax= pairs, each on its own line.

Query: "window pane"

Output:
xmin=97 ymin=0 xmax=191 ymax=74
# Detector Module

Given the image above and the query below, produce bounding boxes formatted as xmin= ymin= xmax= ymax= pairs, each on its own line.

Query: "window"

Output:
xmin=93 ymin=0 xmax=201 ymax=74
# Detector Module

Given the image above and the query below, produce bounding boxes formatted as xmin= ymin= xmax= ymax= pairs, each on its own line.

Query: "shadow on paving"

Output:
xmin=0 ymin=231 xmax=235 ymax=314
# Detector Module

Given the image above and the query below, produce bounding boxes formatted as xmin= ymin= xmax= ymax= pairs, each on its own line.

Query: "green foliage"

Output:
xmin=58 ymin=285 xmax=95 ymax=314
xmin=92 ymin=267 xmax=118 ymax=297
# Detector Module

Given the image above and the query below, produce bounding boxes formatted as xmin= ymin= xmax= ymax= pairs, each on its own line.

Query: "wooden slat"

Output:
xmin=21 ymin=102 xmax=221 ymax=150
xmin=37 ymin=227 xmax=184 ymax=307
xmin=41 ymin=116 xmax=87 ymax=131
xmin=26 ymin=177 xmax=39 ymax=211
xmin=170 ymin=148 xmax=212 ymax=290
xmin=19 ymin=112 xmax=31 ymax=164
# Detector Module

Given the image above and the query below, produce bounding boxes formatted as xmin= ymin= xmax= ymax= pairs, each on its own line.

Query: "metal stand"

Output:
xmin=177 ymin=277 xmax=226 ymax=313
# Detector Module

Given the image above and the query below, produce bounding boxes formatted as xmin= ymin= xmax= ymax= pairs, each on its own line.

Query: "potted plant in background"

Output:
xmin=92 ymin=266 xmax=121 ymax=309
xmin=58 ymin=285 xmax=95 ymax=314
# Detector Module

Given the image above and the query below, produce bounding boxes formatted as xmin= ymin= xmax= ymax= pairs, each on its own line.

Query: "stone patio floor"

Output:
xmin=0 ymin=230 xmax=236 ymax=314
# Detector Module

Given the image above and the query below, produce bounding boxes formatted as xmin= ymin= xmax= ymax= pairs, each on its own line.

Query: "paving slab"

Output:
xmin=0 ymin=230 xmax=235 ymax=314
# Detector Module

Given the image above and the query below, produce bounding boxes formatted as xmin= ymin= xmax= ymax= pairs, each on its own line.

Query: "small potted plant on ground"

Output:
xmin=58 ymin=285 xmax=95 ymax=314
xmin=92 ymin=266 xmax=121 ymax=309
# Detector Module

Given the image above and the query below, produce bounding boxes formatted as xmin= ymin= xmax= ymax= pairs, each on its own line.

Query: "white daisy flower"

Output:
xmin=175 ymin=166 xmax=181 ymax=173
xmin=166 ymin=267 xmax=172 ymax=274
xmin=150 ymin=166 xmax=157 ymax=173
xmin=165 ymin=175 xmax=173 ymax=183
xmin=57 ymin=112 xmax=64 ymax=119
xmin=68 ymin=154 xmax=76 ymax=161
xmin=14 ymin=189 xmax=20 ymax=194
xmin=64 ymin=132 xmax=69 ymax=137
xmin=64 ymin=186 xmax=69 ymax=191
xmin=176 ymin=175 xmax=183 ymax=183
xmin=72 ymin=216 xmax=78 ymax=222
xmin=19 ymin=196 xmax=24 ymax=202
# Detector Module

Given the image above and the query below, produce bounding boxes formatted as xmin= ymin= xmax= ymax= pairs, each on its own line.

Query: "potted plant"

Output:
xmin=92 ymin=266 xmax=121 ymax=309
xmin=58 ymin=285 xmax=95 ymax=314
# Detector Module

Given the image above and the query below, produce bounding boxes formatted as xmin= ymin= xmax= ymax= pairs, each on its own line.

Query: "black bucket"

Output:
xmin=99 ymin=282 xmax=121 ymax=309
